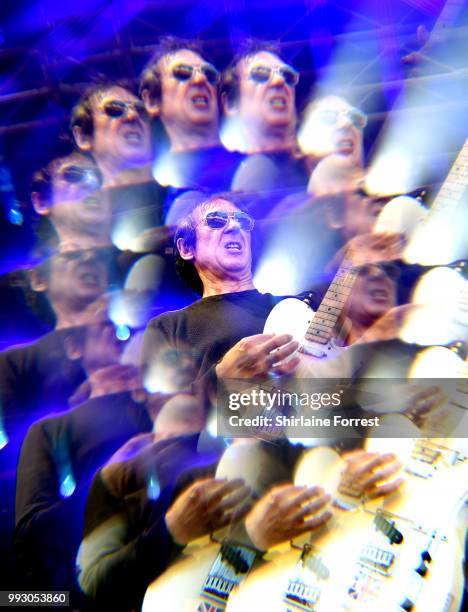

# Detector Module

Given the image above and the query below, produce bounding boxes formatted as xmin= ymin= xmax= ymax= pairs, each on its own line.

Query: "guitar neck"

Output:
xmin=430 ymin=138 xmax=468 ymax=215
xmin=305 ymin=258 xmax=360 ymax=345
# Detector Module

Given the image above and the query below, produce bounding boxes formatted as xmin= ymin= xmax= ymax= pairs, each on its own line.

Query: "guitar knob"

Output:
xmin=421 ymin=550 xmax=432 ymax=563
xmin=400 ymin=597 xmax=414 ymax=610
xmin=416 ymin=562 xmax=428 ymax=577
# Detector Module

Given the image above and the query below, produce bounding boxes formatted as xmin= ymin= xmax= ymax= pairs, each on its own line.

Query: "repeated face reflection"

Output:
xmin=347 ymin=264 xmax=398 ymax=321
xmin=90 ymin=86 xmax=152 ymax=168
xmin=50 ymin=154 xmax=110 ymax=233
xmin=190 ymin=199 xmax=253 ymax=281
xmin=157 ymin=49 xmax=219 ymax=130
xmin=300 ymin=96 xmax=365 ymax=166
xmin=46 ymin=248 xmax=109 ymax=308
xmin=343 ymin=189 xmax=390 ymax=240
xmin=236 ymin=51 xmax=297 ymax=132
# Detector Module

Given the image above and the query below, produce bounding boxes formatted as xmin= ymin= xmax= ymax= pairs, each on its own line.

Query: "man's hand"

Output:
xmin=165 ymin=478 xmax=251 ymax=545
xmin=245 ymin=484 xmax=332 ymax=551
xmin=338 ymin=450 xmax=404 ymax=500
xmin=216 ymin=334 xmax=300 ymax=379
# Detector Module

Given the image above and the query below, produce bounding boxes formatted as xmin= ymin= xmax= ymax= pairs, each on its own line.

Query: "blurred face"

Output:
xmin=90 ymin=86 xmax=152 ymax=169
xmin=157 ymin=49 xmax=219 ymax=130
xmin=190 ymin=199 xmax=253 ymax=282
xmin=46 ymin=248 xmax=109 ymax=309
xmin=343 ymin=190 xmax=389 ymax=240
xmin=50 ymin=154 xmax=109 ymax=233
xmin=347 ymin=264 xmax=398 ymax=322
xmin=300 ymin=96 xmax=365 ymax=165
xmin=236 ymin=51 xmax=297 ymax=132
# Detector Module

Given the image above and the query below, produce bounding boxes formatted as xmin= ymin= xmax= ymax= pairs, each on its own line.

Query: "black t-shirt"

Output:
xmin=155 ymin=146 xmax=243 ymax=191
xmin=14 ymin=391 xmax=153 ymax=601
xmin=141 ymin=290 xmax=282 ymax=383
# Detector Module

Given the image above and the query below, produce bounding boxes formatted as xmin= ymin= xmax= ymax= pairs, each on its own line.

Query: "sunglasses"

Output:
xmin=56 ymin=246 xmax=113 ymax=264
xmin=316 ymin=108 xmax=367 ymax=130
xmin=249 ymin=64 xmax=299 ymax=87
xmin=100 ymin=99 xmax=148 ymax=120
xmin=358 ymin=263 xmax=401 ymax=281
xmin=59 ymin=165 xmax=103 ymax=189
xmin=171 ymin=63 xmax=219 ymax=85
xmin=201 ymin=211 xmax=255 ymax=231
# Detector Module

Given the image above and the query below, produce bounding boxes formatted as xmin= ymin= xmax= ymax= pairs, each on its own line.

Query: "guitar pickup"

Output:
xmin=359 ymin=544 xmax=395 ymax=574
xmin=284 ymin=579 xmax=321 ymax=609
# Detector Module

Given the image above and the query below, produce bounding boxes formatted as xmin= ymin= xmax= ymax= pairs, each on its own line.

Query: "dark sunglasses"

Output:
xmin=171 ymin=63 xmax=219 ymax=85
xmin=249 ymin=64 xmax=299 ymax=87
xmin=59 ymin=165 xmax=103 ymax=189
xmin=56 ymin=246 xmax=113 ymax=264
xmin=201 ymin=211 xmax=255 ymax=231
xmin=101 ymin=99 xmax=148 ymax=120
xmin=316 ymin=108 xmax=367 ymax=130
xmin=358 ymin=263 xmax=401 ymax=281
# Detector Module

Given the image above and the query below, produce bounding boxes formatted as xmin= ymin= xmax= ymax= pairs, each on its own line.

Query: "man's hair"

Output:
xmin=70 ymin=81 xmax=136 ymax=138
xmin=139 ymin=36 xmax=210 ymax=106
xmin=220 ymin=39 xmax=288 ymax=106
xmin=173 ymin=190 xmax=252 ymax=295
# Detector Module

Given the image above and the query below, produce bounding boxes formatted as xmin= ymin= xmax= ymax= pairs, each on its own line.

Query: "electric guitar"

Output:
xmin=142 ymin=441 xmax=287 ymax=611
xmin=227 ymin=417 xmax=468 ymax=612
xmin=264 ymin=137 xmax=468 ymax=355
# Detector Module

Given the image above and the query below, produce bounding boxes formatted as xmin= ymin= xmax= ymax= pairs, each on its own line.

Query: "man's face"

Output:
xmin=300 ymin=96 xmax=365 ymax=166
xmin=90 ymin=86 xmax=152 ymax=168
xmin=190 ymin=198 xmax=253 ymax=282
xmin=46 ymin=248 xmax=109 ymax=309
xmin=236 ymin=51 xmax=297 ymax=132
xmin=50 ymin=154 xmax=110 ymax=234
xmin=347 ymin=265 xmax=397 ymax=322
xmin=157 ymin=49 xmax=219 ymax=130
xmin=343 ymin=190 xmax=389 ymax=240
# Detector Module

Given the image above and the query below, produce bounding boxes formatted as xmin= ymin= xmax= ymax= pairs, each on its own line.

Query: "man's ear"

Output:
xmin=176 ymin=238 xmax=194 ymax=261
xmin=72 ymin=125 xmax=93 ymax=152
xmin=221 ymin=91 xmax=238 ymax=117
xmin=28 ymin=268 xmax=48 ymax=292
xmin=64 ymin=334 xmax=84 ymax=361
xmin=31 ymin=192 xmax=51 ymax=216
xmin=141 ymin=90 xmax=161 ymax=118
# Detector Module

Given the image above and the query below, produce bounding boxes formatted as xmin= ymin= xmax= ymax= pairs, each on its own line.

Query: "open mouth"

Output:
xmin=82 ymin=196 xmax=101 ymax=208
xmin=122 ymin=130 xmax=143 ymax=144
xmin=368 ymin=288 xmax=389 ymax=302
xmin=191 ymin=94 xmax=209 ymax=109
xmin=336 ymin=138 xmax=355 ymax=154
xmin=224 ymin=241 xmax=242 ymax=252
xmin=78 ymin=267 xmax=101 ymax=286
xmin=269 ymin=95 xmax=287 ymax=110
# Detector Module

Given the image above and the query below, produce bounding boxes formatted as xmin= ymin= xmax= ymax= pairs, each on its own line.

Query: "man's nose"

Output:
xmin=270 ymin=70 xmax=285 ymax=86
xmin=192 ymin=68 xmax=206 ymax=85
xmin=225 ymin=216 xmax=241 ymax=231
xmin=124 ymin=105 xmax=140 ymax=121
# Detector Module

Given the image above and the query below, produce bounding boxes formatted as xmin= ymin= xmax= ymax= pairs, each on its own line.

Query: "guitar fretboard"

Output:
xmin=305 ymin=259 xmax=360 ymax=345
xmin=430 ymin=138 xmax=468 ymax=215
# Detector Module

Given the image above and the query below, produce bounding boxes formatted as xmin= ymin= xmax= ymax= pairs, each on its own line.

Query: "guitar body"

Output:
xmin=227 ymin=424 xmax=468 ymax=612
xmin=142 ymin=442 xmax=283 ymax=611
xmin=263 ymin=297 xmax=343 ymax=360
xmin=142 ymin=536 xmax=221 ymax=612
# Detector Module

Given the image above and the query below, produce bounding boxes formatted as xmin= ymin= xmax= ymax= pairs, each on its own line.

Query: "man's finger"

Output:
xmin=289 ymin=493 xmax=332 ymax=523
